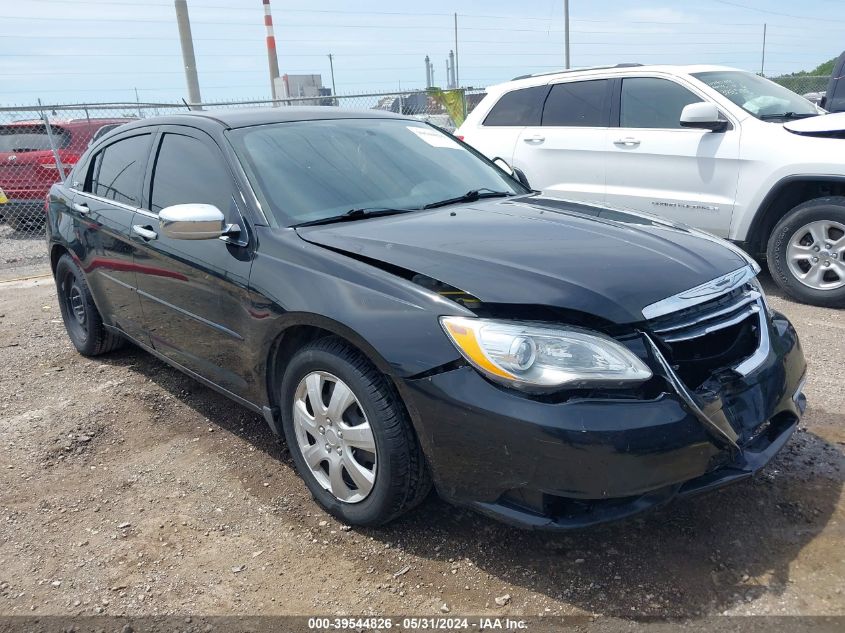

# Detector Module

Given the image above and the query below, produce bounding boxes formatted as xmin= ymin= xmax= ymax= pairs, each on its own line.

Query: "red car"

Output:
xmin=0 ymin=118 xmax=132 ymax=231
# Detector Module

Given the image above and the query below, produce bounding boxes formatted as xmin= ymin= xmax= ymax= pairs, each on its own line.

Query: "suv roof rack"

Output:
xmin=511 ymin=63 xmax=643 ymax=81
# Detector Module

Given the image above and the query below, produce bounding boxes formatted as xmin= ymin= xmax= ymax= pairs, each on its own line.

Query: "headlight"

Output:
xmin=440 ymin=317 xmax=652 ymax=391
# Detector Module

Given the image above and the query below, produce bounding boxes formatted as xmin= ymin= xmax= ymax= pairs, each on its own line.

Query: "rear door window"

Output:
xmin=483 ymin=86 xmax=549 ymax=126
xmin=542 ymin=79 xmax=609 ymax=127
xmin=620 ymin=78 xmax=703 ymax=129
xmin=87 ymin=134 xmax=151 ymax=206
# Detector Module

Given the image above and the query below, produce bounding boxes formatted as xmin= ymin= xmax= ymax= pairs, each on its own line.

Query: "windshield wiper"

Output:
xmin=292 ymin=206 xmax=418 ymax=228
xmin=422 ymin=188 xmax=514 ymax=210
xmin=759 ymin=112 xmax=818 ymax=121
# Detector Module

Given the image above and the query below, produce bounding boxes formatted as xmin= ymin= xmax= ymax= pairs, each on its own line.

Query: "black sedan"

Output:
xmin=46 ymin=108 xmax=807 ymax=529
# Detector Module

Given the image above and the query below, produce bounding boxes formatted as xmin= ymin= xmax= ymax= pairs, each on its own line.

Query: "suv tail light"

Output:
xmin=38 ymin=150 xmax=80 ymax=174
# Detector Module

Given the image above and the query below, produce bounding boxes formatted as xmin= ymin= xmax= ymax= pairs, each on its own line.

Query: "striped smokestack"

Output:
xmin=263 ymin=0 xmax=281 ymax=100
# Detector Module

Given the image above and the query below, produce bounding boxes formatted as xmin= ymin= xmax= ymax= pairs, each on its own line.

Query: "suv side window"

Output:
xmin=87 ymin=134 xmax=151 ymax=206
xmin=542 ymin=80 xmax=609 ymax=127
xmin=149 ymin=133 xmax=233 ymax=215
xmin=483 ymin=86 xmax=548 ymax=126
xmin=620 ymin=78 xmax=703 ymax=129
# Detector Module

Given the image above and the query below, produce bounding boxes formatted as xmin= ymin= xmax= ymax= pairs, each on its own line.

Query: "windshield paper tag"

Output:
xmin=407 ymin=126 xmax=461 ymax=149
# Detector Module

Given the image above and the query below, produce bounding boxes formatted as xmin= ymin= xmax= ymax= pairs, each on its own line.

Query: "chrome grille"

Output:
xmin=645 ymin=268 xmax=770 ymax=386
xmin=649 ymin=286 xmax=762 ymax=343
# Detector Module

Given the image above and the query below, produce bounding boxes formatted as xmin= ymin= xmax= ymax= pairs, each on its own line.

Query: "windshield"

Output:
xmin=228 ymin=118 xmax=525 ymax=227
xmin=693 ymin=70 xmax=818 ymax=120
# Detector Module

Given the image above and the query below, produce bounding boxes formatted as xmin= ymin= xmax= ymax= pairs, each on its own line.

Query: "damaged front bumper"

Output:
xmin=403 ymin=310 xmax=806 ymax=530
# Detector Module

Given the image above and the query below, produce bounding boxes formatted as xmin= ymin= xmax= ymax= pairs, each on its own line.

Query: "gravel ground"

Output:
xmin=0 ymin=272 xmax=842 ymax=620
xmin=0 ymin=226 xmax=48 ymax=282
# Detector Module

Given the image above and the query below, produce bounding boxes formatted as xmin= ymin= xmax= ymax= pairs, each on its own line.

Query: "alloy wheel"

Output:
xmin=292 ymin=371 xmax=377 ymax=503
xmin=786 ymin=220 xmax=845 ymax=290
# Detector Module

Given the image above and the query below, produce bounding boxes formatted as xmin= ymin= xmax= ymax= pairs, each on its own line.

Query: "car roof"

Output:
xmin=116 ymin=106 xmax=412 ymax=132
xmin=495 ymin=64 xmax=743 ymax=90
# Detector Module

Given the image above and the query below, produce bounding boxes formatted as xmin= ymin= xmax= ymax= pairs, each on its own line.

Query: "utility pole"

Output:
xmin=564 ymin=0 xmax=570 ymax=69
xmin=262 ymin=0 xmax=281 ymax=101
xmin=454 ymin=13 xmax=460 ymax=88
xmin=760 ymin=23 xmax=767 ymax=76
xmin=327 ymin=54 xmax=337 ymax=96
xmin=174 ymin=0 xmax=202 ymax=109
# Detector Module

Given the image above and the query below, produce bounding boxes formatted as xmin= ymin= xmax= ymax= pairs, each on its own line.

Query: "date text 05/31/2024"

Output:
xmin=307 ymin=616 xmax=530 ymax=630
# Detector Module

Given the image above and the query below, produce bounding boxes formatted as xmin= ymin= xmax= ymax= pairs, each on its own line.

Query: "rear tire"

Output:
xmin=279 ymin=336 xmax=432 ymax=526
xmin=55 ymin=253 xmax=124 ymax=356
xmin=766 ymin=196 xmax=845 ymax=308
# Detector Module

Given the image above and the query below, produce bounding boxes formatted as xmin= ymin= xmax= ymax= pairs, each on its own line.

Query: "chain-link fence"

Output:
xmin=0 ymin=88 xmax=486 ymax=278
xmin=770 ymin=75 xmax=829 ymax=103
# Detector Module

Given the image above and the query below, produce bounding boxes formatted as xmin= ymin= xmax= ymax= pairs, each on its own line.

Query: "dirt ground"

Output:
xmin=0 ymin=271 xmax=842 ymax=620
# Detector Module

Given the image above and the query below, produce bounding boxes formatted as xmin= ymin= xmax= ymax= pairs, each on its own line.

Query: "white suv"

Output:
xmin=457 ymin=64 xmax=845 ymax=307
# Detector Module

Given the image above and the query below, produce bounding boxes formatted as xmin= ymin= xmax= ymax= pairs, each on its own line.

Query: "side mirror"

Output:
xmin=159 ymin=203 xmax=234 ymax=240
xmin=513 ymin=167 xmax=531 ymax=190
xmin=492 ymin=157 xmax=531 ymax=189
xmin=680 ymin=102 xmax=727 ymax=132
xmin=492 ymin=157 xmax=514 ymax=176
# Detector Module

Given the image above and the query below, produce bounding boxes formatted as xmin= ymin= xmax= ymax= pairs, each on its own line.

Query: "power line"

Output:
xmin=2 ymin=14 xmax=843 ymax=33
xmin=15 ymin=0 xmax=845 ymax=28
xmin=709 ymin=0 xmax=845 ymax=23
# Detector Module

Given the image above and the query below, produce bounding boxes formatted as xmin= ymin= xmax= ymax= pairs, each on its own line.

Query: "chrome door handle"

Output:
xmin=132 ymin=225 xmax=158 ymax=241
xmin=72 ymin=202 xmax=90 ymax=215
xmin=523 ymin=134 xmax=545 ymax=143
xmin=614 ymin=137 xmax=641 ymax=146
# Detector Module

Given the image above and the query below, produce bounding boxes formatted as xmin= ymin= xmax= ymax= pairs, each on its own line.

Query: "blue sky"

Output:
xmin=0 ymin=0 xmax=842 ymax=105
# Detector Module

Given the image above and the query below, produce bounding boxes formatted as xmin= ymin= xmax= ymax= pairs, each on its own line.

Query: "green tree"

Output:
xmin=780 ymin=57 xmax=838 ymax=78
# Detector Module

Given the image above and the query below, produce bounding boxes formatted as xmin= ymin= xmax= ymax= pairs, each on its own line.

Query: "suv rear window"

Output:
xmin=0 ymin=125 xmax=70 ymax=153
xmin=542 ymin=80 xmax=609 ymax=127
xmin=483 ymin=86 xmax=548 ymax=126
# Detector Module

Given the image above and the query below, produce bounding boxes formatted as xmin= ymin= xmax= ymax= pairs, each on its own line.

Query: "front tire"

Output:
xmin=55 ymin=253 xmax=124 ymax=356
xmin=279 ymin=337 xmax=431 ymax=526
xmin=767 ymin=197 xmax=845 ymax=307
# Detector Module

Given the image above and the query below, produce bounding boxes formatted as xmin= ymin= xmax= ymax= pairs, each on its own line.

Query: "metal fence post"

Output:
xmin=37 ymin=100 xmax=66 ymax=181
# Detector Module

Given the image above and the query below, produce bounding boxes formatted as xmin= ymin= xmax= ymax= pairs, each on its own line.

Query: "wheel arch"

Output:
xmin=50 ymin=242 xmax=70 ymax=274
xmin=262 ymin=313 xmax=428 ymax=444
xmin=746 ymin=176 xmax=845 ymax=255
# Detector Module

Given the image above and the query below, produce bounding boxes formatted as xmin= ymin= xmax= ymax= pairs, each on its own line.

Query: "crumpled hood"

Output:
xmin=295 ymin=196 xmax=747 ymax=324
xmin=783 ymin=112 xmax=845 ymax=135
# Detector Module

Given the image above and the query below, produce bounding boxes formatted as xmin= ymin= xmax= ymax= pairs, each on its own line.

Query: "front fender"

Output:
xmin=248 ymin=227 xmax=469 ymax=381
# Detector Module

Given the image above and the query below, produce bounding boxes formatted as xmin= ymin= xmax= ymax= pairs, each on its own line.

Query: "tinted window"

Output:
xmin=542 ymin=80 xmax=608 ymax=126
xmin=89 ymin=134 xmax=150 ymax=206
xmin=828 ymin=69 xmax=845 ymax=112
xmin=0 ymin=125 xmax=70 ymax=152
xmin=483 ymin=86 xmax=548 ymax=126
xmin=621 ymin=78 xmax=702 ymax=128
xmin=150 ymin=133 xmax=232 ymax=214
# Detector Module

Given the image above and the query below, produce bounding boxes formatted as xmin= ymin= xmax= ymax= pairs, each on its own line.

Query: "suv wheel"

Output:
xmin=55 ymin=253 xmax=124 ymax=356
xmin=767 ymin=196 xmax=845 ymax=307
xmin=279 ymin=337 xmax=431 ymax=526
